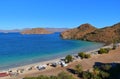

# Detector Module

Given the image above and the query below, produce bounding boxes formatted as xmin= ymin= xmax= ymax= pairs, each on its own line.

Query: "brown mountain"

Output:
xmin=61 ymin=23 xmax=120 ymax=44
xmin=61 ymin=23 xmax=96 ymax=39
xmin=82 ymin=23 xmax=120 ymax=44
xmin=46 ymin=28 xmax=69 ymax=32
xmin=21 ymin=28 xmax=53 ymax=34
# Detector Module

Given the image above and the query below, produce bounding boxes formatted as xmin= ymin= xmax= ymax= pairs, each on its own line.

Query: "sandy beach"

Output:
xmin=1 ymin=44 xmax=120 ymax=79
xmin=0 ymin=44 xmax=108 ymax=72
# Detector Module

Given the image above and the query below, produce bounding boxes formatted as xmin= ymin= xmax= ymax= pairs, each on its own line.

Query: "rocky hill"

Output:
xmin=61 ymin=23 xmax=96 ymax=39
xmin=21 ymin=28 xmax=53 ymax=34
xmin=82 ymin=23 xmax=120 ymax=44
xmin=61 ymin=23 xmax=120 ymax=44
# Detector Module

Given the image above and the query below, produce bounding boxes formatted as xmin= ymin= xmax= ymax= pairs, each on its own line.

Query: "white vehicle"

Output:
xmin=60 ymin=61 xmax=68 ymax=67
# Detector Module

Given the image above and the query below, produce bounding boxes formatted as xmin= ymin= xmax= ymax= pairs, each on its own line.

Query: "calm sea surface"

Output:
xmin=0 ymin=32 xmax=103 ymax=70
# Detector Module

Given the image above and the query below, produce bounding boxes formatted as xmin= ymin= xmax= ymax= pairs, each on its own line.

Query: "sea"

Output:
xmin=0 ymin=32 xmax=103 ymax=70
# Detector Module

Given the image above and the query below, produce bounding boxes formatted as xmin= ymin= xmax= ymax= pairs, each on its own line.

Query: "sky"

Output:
xmin=0 ymin=0 xmax=120 ymax=30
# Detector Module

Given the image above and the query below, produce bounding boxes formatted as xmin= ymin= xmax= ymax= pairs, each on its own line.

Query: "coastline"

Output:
xmin=0 ymin=57 xmax=62 ymax=72
xmin=1 ymin=43 xmax=119 ymax=79
xmin=0 ymin=42 xmax=103 ymax=71
xmin=0 ymin=44 xmax=112 ymax=72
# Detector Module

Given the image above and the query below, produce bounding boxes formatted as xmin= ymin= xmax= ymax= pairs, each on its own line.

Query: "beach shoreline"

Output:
xmin=0 ymin=44 xmax=112 ymax=72
xmin=0 ymin=43 xmax=104 ymax=72
xmin=1 ymin=43 xmax=120 ymax=79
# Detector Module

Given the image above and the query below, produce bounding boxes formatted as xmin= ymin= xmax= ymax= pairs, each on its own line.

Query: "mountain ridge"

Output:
xmin=61 ymin=22 xmax=120 ymax=44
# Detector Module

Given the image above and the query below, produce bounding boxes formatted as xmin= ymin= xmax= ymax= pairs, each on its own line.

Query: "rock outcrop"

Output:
xmin=21 ymin=28 xmax=53 ymax=34
xmin=61 ymin=23 xmax=120 ymax=44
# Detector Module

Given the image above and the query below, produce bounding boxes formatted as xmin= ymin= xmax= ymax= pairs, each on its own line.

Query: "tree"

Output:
xmin=74 ymin=64 xmax=83 ymax=74
xmin=65 ymin=55 xmax=73 ymax=63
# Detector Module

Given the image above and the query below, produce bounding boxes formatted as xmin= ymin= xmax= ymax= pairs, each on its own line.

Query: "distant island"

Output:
xmin=0 ymin=28 xmax=68 ymax=34
xmin=61 ymin=22 xmax=120 ymax=44
xmin=21 ymin=28 xmax=53 ymax=34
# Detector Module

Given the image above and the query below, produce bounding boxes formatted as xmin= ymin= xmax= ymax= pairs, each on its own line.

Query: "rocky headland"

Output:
xmin=61 ymin=23 xmax=120 ymax=44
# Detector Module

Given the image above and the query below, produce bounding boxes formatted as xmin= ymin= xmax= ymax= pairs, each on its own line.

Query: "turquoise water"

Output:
xmin=0 ymin=32 xmax=103 ymax=70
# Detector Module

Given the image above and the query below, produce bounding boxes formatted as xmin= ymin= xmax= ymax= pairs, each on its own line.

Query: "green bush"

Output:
xmin=99 ymin=71 xmax=110 ymax=79
xmin=78 ymin=52 xmax=85 ymax=59
xmin=65 ymin=55 xmax=73 ymax=63
xmin=78 ymin=52 xmax=91 ymax=59
xmin=74 ymin=64 xmax=83 ymax=74
xmin=98 ymin=48 xmax=109 ymax=54
xmin=58 ymin=72 xmax=76 ymax=79
xmin=82 ymin=71 xmax=92 ymax=79
xmin=84 ymin=54 xmax=91 ymax=59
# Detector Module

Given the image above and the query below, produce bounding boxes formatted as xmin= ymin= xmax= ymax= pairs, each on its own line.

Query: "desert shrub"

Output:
xmin=84 ymin=54 xmax=91 ymax=58
xmin=78 ymin=52 xmax=91 ymax=59
xmin=65 ymin=55 xmax=73 ymax=63
xmin=99 ymin=71 xmax=110 ymax=79
xmin=74 ymin=64 xmax=83 ymax=74
xmin=82 ymin=71 xmax=92 ymax=79
xmin=58 ymin=72 xmax=76 ymax=79
xmin=98 ymin=48 xmax=109 ymax=54
xmin=78 ymin=52 xmax=85 ymax=59
xmin=93 ymin=67 xmax=101 ymax=75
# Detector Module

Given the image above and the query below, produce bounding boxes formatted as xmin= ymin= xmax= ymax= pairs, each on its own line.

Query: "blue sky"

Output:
xmin=0 ymin=0 xmax=120 ymax=30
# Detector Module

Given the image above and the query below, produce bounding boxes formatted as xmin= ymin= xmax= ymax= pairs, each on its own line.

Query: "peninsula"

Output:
xmin=61 ymin=22 xmax=120 ymax=44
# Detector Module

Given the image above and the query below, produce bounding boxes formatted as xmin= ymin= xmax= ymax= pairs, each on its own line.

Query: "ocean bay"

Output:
xmin=0 ymin=32 xmax=103 ymax=70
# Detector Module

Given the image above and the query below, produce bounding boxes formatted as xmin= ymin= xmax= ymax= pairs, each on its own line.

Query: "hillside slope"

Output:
xmin=61 ymin=23 xmax=120 ymax=44
xmin=83 ymin=23 xmax=120 ymax=44
xmin=61 ymin=23 xmax=96 ymax=39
